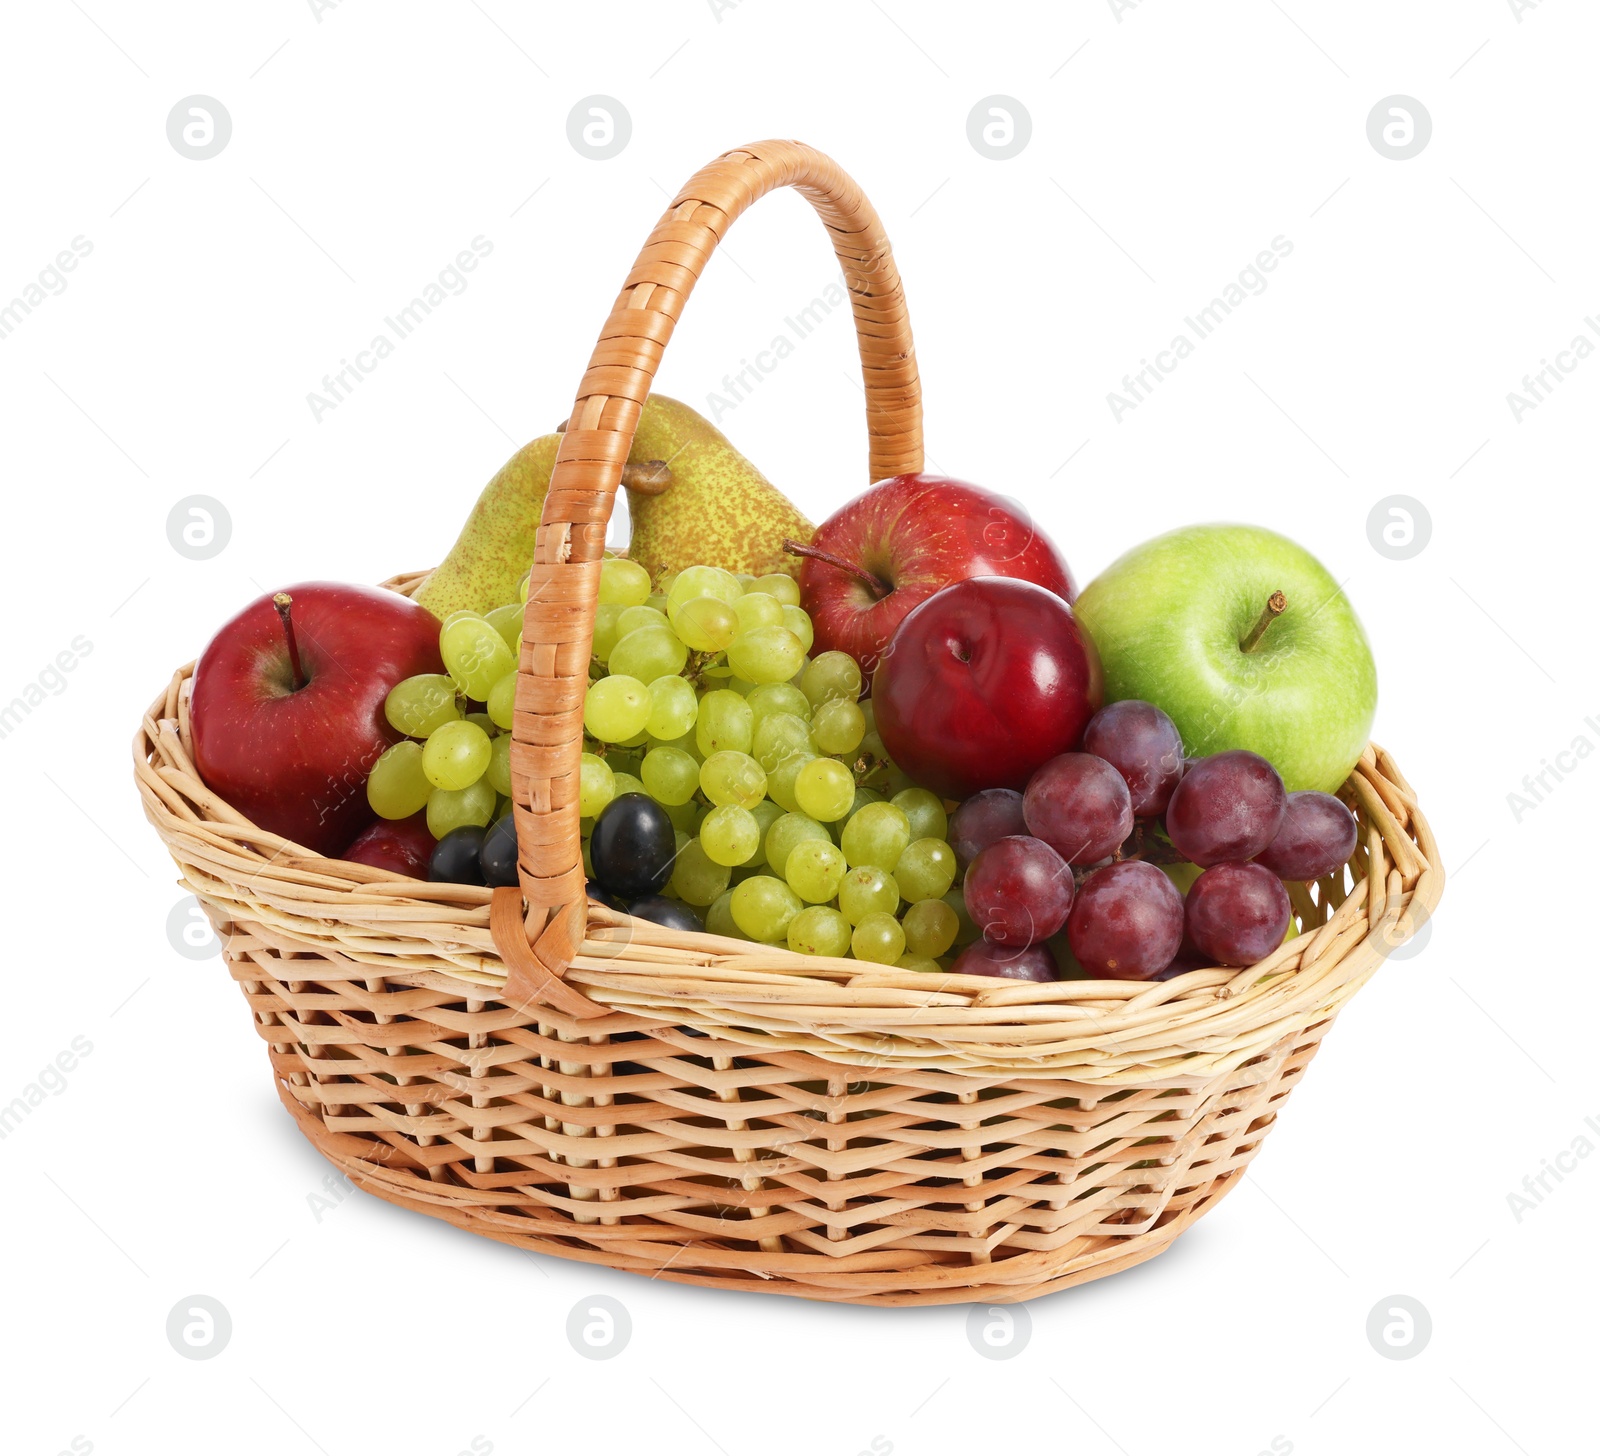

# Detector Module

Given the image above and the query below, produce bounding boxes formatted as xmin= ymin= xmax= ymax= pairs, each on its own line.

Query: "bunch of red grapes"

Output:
xmin=949 ymin=700 xmax=1359 ymax=983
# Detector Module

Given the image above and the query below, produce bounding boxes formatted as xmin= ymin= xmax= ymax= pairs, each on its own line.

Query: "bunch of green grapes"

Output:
xmin=367 ymin=602 xmax=526 ymax=840
xmin=577 ymin=558 xmax=976 ymax=973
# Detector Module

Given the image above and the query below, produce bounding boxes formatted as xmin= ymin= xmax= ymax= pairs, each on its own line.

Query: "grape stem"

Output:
xmin=782 ymin=538 xmax=892 ymax=598
xmin=1240 ymin=591 xmax=1287 ymax=653
xmin=272 ymin=593 xmax=308 ymax=690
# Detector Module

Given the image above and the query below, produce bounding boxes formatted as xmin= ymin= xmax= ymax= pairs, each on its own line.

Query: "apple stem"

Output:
xmin=1240 ymin=591 xmax=1287 ymax=653
xmin=782 ymin=538 xmax=892 ymax=598
xmin=273 ymin=593 xmax=308 ymax=690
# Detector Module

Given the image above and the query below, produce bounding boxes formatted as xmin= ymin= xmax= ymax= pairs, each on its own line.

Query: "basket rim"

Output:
xmin=134 ymin=576 xmax=1443 ymax=1085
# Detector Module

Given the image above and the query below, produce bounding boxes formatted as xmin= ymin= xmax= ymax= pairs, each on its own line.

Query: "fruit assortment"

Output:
xmin=185 ymin=392 xmax=1379 ymax=987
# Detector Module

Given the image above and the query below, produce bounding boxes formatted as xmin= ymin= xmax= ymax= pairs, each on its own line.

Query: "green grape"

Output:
xmin=669 ymin=838 xmax=731 ymax=906
xmin=665 ymin=798 xmax=705 ymax=836
xmin=741 ymin=799 xmax=784 ymax=868
xmin=605 ymin=746 xmax=642 ymax=775
xmin=753 ymin=573 xmax=802 ymax=607
xmin=465 ymin=711 xmax=498 ymax=737
xmin=667 ymin=566 xmax=742 ymax=614
xmin=385 ymin=674 xmax=460 ymax=738
xmin=422 ymin=720 xmax=492 ymax=791
xmin=746 ymin=681 xmax=811 ymax=726
xmin=944 ymin=886 xmax=981 ymax=946
xmin=485 ymin=734 xmax=514 ymax=796
xmin=752 ymin=711 xmax=816 ymax=772
xmin=592 ymin=603 xmax=626 ymax=662
xmin=485 ymin=602 xmax=523 ymax=650
xmin=701 ymin=805 xmax=761 ymax=866
xmin=851 ymin=911 xmax=906 ymax=965
xmin=801 ymin=650 xmax=863 ymax=708
xmin=584 ymin=675 xmax=651 ymax=742
xmin=367 ymin=741 xmax=431 ymax=819
xmin=645 ymin=590 xmax=668 ymax=614
xmin=599 ymin=557 xmax=652 ymax=607
xmin=788 ymin=905 xmax=851 ymax=958
xmin=706 ymin=889 xmax=745 ymax=940
xmin=639 ymin=746 xmax=698 ymax=805
xmin=780 ymin=605 xmax=814 ymax=652
xmin=617 ymin=604 xmax=669 ymax=638
xmin=839 ymin=785 xmax=884 ymax=831
xmin=440 ymin=616 xmax=516 ymax=700
xmin=812 ymin=698 xmax=865 ymax=756
xmin=902 ymin=897 xmax=959 ymax=958
xmin=727 ymin=625 xmax=807 ymax=685
xmin=699 ymin=750 xmax=767 ymax=809
xmin=838 ymin=866 xmax=899 ymax=924
xmin=695 ymin=689 xmax=753 ymax=755
xmin=730 ymin=875 xmax=803 ymax=942
xmin=580 ymin=752 xmax=616 ymax=817
xmin=895 ymin=838 xmax=957 ymax=901
xmin=785 ymin=838 xmax=846 ymax=903
xmin=764 ymin=811 xmax=830 ymax=875
xmin=426 ymin=778 xmax=496 ymax=838
xmin=766 ymin=752 xmax=816 ymax=813
xmin=895 ymin=954 xmax=943 ymax=974
xmin=668 ymin=595 xmax=738 ymax=653
xmin=840 ymin=802 xmax=911 ymax=871
xmin=794 ymin=757 xmax=857 ymax=822
xmin=611 ymin=772 xmax=647 ymax=800
xmin=486 ymin=671 xmax=518 ymax=730
xmin=645 ymin=675 xmax=698 ymax=740
xmin=608 ymin=625 xmax=689 ymax=684
xmin=892 ymin=787 xmax=948 ymax=844
xmin=732 ymin=592 xmax=783 ymax=633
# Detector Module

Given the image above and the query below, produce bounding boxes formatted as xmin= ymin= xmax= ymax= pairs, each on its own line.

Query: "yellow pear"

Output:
xmin=622 ymin=395 xmax=813 ymax=580
xmin=415 ymin=433 xmax=559 ymax=619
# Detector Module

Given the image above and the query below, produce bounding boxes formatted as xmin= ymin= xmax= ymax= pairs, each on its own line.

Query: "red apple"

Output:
xmin=872 ymin=577 xmax=1102 ymax=800
xmin=190 ymin=582 xmax=444 ymax=857
xmin=341 ymin=813 xmax=436 ymax=879
xmin=793 ymin=474 xmax=1077 ymax=674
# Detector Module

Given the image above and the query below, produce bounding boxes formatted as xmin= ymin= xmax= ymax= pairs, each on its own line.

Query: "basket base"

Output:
xmin=277 ymin=1077 xmax=1251 ymax=1307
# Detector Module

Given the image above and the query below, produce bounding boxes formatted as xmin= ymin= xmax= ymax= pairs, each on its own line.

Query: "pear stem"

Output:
xmin=273 ymin=593 xmax=308 ymax=690
xmin=782 ymin=538 xmax=892 ymax=598
xmin=1240 ymin=591 xmax=1287 ymax=653
xmin=620 ymin=460 xmax=672 ymax=495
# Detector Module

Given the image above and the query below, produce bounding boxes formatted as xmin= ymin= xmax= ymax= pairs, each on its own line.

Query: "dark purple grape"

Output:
xmin=1067 ymin=860 xmax=1184 ymax=979
xmin=1255 ymin=791 xmax=1358 ymax=880
xmin=1164 ymin=750 xmax=1287 ymax=867
xmin=628 ymin=894 xmax=705 ymax=933
xmin=949 ymin=788 xmax=1027 ymax=867
xmin=479 ymin=813 xmax=519 ymax=887
xmin=587 ymin=880 xmax=623 ymax=909
xmin=950 ymin=938 xmax=1058 ymax=982
xmin=1151 ymin=954 xmax=1204 ymax=981
xmin=590 ymin=792 xmax=675 ymax=900
xmin=962 ymin=835 xmax=1073 ymax=946
xmin=1022 ymin=753 xmax=1134 ymax=865
xmin=1083 ymin=700 xmax=1185 ymax=817
xmin=428 ymin=824 xmax=487 ymax=885
xmin=1184 ymin=862 xmax=1291 ymax=967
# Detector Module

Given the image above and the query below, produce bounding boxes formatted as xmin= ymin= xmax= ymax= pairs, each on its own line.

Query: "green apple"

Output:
xmin=1073 ymin=525 xmax=1376 ymax=793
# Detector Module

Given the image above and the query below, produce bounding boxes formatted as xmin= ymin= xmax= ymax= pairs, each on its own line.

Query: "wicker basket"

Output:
xmin=134 ymin=140 xmax=1442 ymax=1306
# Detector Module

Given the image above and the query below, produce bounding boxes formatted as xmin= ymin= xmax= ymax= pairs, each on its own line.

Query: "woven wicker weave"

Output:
xmin=134 ymin=141 xmax=1443 ymax=1305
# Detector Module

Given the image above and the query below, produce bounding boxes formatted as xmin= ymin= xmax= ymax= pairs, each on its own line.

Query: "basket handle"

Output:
xmin=498 ymin=140 xmax=922 ymax=989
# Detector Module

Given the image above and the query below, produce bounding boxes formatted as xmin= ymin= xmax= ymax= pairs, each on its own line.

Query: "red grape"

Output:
xmin=1066 ymin=860 xmax=1184 ymax=979
xmin=949 ymin=788 xmax=1027 ymax=867
xmin=1164 ymin=750 xmax=1287 ymax=867
xmin=1083 ymin=700 xmax=1185 ymax=817
xmin=1255 ymin=791 xmax=1358 ymax=880
xmin=962 ymin=835 xmax=1074 ymax=946
xmin=1023 ymin=753 xmax=1134 ymax=865
xmin=1184 ymin=861 xmax=1291 ymax=967
xmin=950 ymin=938 xmax=1058 ymax=982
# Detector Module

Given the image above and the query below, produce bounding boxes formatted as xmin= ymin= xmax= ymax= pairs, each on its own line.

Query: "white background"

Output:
xmin=2 ymin=2 xmax=1595 ymax=1453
